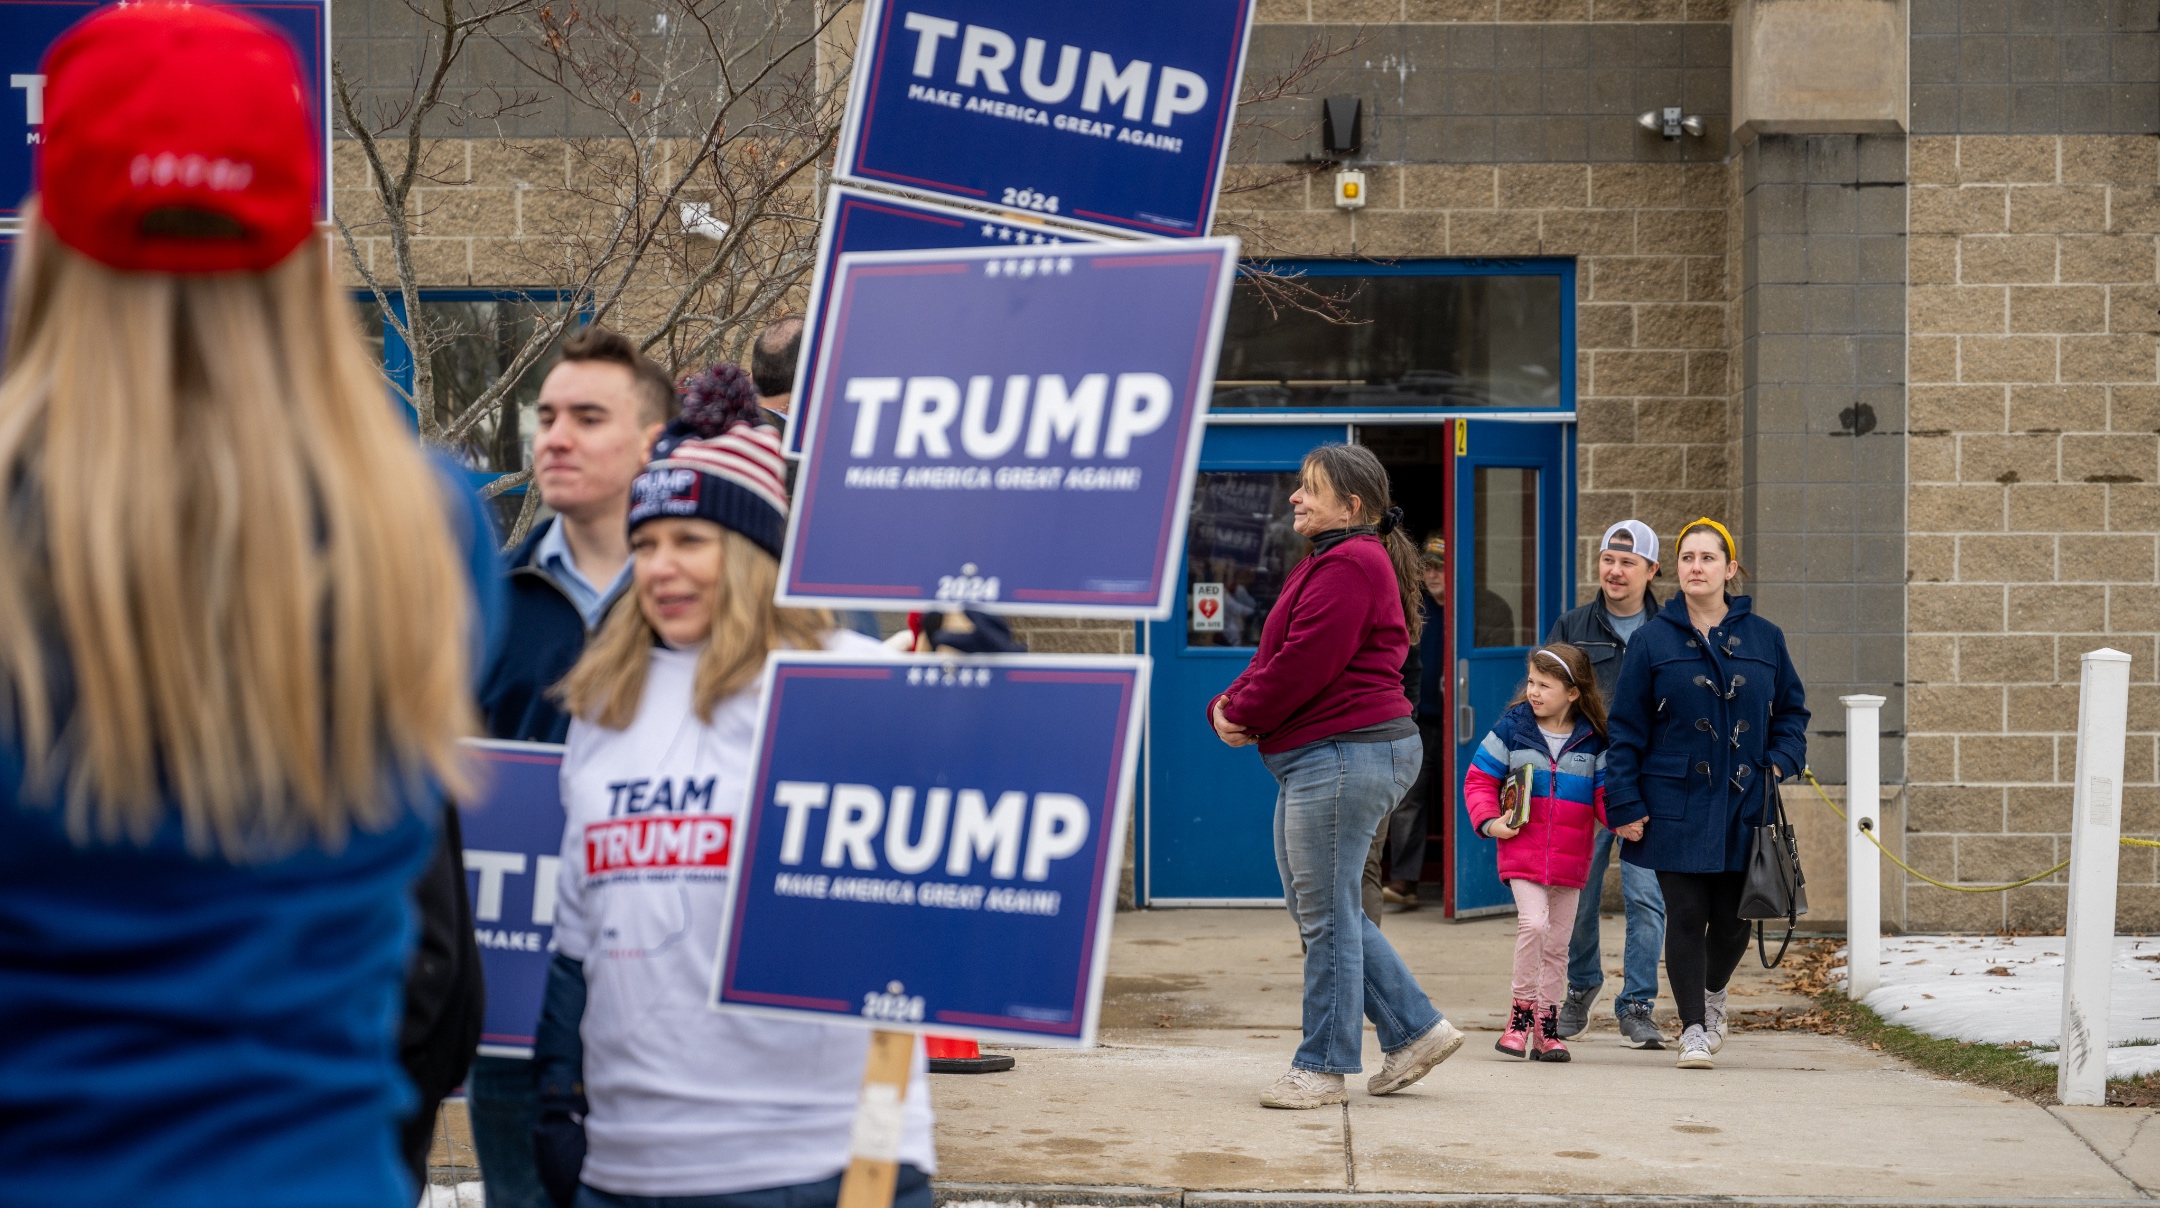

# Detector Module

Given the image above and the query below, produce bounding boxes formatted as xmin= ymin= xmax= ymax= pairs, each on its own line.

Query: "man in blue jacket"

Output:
xmin=1545 ymin=521 xmax=1668 ymax=1049
xmin=473 ymin=325 xmax=673 ymax=1208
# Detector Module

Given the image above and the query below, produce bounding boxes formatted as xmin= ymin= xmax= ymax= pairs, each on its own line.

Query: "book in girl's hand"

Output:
xmin=1498 ymin=762 xmax=1534 ymax=830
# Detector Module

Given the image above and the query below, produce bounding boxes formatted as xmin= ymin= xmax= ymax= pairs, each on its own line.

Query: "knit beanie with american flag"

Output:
xmin=628 ymin=363 xmax=789 ymax=557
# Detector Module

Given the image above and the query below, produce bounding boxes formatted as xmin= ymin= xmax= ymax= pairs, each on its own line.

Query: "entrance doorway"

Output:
xmin=1135 ymin=257 xmax=1577 ymax=910
xmin=1139 ymin=419 xmax=1572 ymax=911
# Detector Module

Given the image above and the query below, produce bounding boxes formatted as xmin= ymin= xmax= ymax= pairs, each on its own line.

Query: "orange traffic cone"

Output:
xmin=924 ymin=1034 xmax=1014 ymax=1074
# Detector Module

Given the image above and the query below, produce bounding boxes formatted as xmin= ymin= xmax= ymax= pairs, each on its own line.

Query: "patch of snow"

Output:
xmin=2024 ymin=1045 xmax=2160 ymax=1078
xmin=1835 ymin=936 xmax=2160 ymax=1069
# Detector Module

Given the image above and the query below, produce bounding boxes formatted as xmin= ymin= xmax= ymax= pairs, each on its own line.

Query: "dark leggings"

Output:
xmin=1656 ymin=869 xmax=1753 ymax=1030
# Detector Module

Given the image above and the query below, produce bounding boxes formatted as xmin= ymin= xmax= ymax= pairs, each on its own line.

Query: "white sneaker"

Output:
xmin=1704 ymin=989 xmax=1729 ymax=1054
xmin=1368 ymin=1018 xmax=1466 ymax=1095
xmin=1676 ymin=1023 xmax=1715 ymax=1070
xmin=1260 ymin=1067 xmax=1348 ymax=1109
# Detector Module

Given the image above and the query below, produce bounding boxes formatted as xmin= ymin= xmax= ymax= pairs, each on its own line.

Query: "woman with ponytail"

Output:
xmin=0 ymin=5 xmax=500 ymax=1204
xmin=1209 ymin=443 xmax=1465 ymax=1109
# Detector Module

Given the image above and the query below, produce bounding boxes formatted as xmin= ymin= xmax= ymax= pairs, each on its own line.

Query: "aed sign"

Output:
xmin=835 ymin=0 xmax=1256 ymax=240
xmin=781 ymin=185 xmax=1105 ymax=458
xmin=459 ymin=739 xmax=569 ymax=1059
xmin=0 ymin=0 xmax=331 ymax=220
xmin=1190 ymin=582 xmax=1224 ymax=632
xmin=711 ymin=652 xmax=1145 ymax=1046
xmin=778 ymin=237 xmax=1238 ymax=619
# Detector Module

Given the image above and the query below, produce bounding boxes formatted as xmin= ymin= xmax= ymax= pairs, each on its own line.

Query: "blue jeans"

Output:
xmin=1264 ymin=734 xmax=1443 ymax=1073
xmin=469 ymin=1056 xmax=548 ymax=1208
xmin=1565 ymin=827 xmax=1668 ymax=1013
xmin=574 ymin=1165 xmax=932 ymax=1208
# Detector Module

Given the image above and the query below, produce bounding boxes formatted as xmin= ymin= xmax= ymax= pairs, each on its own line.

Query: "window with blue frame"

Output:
xmin=355 ymin=289 xmax=578 ymax=527
xmin=1215 ymin=259 xmax=1572 ymax=411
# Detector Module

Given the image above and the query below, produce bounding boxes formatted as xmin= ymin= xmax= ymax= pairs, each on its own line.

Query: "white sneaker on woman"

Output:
xmin=1704 ymin=989 xmax=1729 ymax=1054
xmin=1260 ymin=1067 xmax=1347 ymax=1109
xmin=1368 ymin=1018 xmax=1466 ymax=1095
xmin=1676 ymin=1024 xmax=1715 ymax=1069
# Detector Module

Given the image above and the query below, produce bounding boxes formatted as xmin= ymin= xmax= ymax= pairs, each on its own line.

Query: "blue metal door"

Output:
xmin=1141 ymin=423 xmax=1346 ymax=903
xmin=1448 ymin=420 xmax=1574 ymax=916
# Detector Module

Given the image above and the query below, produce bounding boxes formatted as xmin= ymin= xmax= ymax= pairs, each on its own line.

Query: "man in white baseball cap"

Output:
xmin=1544 ymin=519 xmax=1668 ymax=1049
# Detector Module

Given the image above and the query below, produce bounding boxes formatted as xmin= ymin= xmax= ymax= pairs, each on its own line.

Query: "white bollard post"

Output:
xmin=1841 ymin=694 xmax=1886 ymax=1001
xmin=2060 ymin=648 xmax=2131 ymax=1106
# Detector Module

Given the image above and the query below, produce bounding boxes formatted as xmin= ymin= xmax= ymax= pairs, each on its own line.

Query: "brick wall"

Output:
xmin=1905 ymin=134 xmax=2160 ymax=931
xmin=1223 ymin=160 xmax=1732 ymax=597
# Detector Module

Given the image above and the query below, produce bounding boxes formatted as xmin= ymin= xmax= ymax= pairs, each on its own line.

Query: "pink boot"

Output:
xmin=1531 ymin=1006 xmax=1572 ymax=1062
xmin=1495 ymin=1000 xmax=1534 ymax=1059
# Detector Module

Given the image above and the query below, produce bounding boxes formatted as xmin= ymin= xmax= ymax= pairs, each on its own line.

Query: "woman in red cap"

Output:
xmin=0 ymin=5 xmax=501 ymax=1205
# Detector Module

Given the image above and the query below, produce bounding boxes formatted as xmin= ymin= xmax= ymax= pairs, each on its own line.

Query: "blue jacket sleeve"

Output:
xmin=1600 ymin=637 xmax=1654 ymax=827
xmin=532 ymin=952 xmax=586 ymax=1109
xmin=1764 ymin=629 xmax=1810 ymax=781
xmin=430 ymin=454 xmax=509 ymax=687
xmin=530 ymin=952 xmax=587 ymax=1208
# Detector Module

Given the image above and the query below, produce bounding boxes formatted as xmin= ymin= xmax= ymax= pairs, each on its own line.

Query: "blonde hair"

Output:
xmin=0 ymin=211 xmax=478 ymax=858
xmin=558 ymin=525 xmax=830 ymax=729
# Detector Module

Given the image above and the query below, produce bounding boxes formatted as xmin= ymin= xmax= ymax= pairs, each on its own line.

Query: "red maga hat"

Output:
xmin=38 ymin=2 xmax=318 ymax=274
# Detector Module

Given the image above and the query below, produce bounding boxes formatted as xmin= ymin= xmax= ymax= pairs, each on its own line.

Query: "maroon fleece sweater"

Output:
xmin=1209 ymin=533 xmax=1412 ymax=755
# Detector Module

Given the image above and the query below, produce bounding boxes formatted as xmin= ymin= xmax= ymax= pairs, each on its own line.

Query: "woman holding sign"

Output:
xmin=536 ymin=382 xmax=933 ymax=1208
xmin=0 ymin=6 xmax=501 ymax=1203
xmin=1208 ymin=444 xmax=1466 ymax=1109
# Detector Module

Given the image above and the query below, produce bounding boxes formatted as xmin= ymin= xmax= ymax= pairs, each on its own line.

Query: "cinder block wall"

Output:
xmin=1227 ymin=11 xmax=1738 ymax=602
xmin=1905 ymin=133 xmax=2160 ymax=931
xmin=1218 ymin=159 xmax=1735 ymax=584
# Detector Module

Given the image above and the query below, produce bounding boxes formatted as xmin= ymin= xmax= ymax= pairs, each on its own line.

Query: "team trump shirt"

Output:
xmin=554 ymin=635 xmax=935 ymax=1197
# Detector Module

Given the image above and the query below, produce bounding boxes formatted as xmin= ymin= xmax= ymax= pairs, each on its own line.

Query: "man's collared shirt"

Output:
xmin=534 ymin=515 xmax=631 ymax=629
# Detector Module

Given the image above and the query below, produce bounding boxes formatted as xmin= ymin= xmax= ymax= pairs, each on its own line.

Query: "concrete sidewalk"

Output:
xmin=930 ymin=909 xmax=2160 ymax=1200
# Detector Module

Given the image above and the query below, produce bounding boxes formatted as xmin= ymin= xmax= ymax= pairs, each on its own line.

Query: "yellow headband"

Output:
xmin=1678 ymin=517 xmax=1736 ymax=562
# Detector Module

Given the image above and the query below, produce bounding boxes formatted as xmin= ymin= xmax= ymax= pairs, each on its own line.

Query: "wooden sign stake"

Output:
xmin=837 ymin=1029 xmax=914 ymax=1208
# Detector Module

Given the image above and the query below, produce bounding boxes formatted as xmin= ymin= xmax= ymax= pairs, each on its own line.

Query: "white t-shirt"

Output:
xmin=1540 ymin=727 xmax=1571 ymax=761
xmin=554 ymin=631 xmax=936 ymax=1197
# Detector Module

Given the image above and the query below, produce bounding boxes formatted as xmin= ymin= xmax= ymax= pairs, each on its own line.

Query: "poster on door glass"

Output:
xmin=1182 ymin=470 xmax=1303 ymax=648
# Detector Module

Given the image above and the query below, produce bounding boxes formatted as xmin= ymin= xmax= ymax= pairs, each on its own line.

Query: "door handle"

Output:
xmin=1455 ymin=658 xmax=1472 ymax=737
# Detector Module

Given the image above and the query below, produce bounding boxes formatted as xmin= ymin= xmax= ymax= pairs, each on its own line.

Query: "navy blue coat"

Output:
xmin=1604 ymin=594 xmax=1809 ymax=874
xmin=478 ymin=520 xmax=621 ymax=745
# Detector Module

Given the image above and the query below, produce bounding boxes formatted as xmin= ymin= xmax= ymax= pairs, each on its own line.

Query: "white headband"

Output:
xmin=1533 ymin=648 xmax=1575 ymax=683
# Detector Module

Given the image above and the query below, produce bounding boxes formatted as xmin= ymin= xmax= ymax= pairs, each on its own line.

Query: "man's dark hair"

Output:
xmin=557 ymin=324 xmax=677 ymax=427
xmin=750 ymin=317 xmax=804 ymax=399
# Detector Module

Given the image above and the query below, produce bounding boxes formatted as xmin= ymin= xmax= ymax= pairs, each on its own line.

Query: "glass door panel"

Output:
xmin=1184 ymin=471 xmax=1307 ymax=649
xmin=1472 ymin=467 xmax=1540 ymax=649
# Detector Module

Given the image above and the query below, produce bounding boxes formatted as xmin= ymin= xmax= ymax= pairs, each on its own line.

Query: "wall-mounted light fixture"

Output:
xmin=1334 ymin=170 xmax=1367 ymax=210
xmin=1322 ymin=95 xmax=1362 ymax=158
xmin=1638 ymin=107 xmax=1706 ymax=140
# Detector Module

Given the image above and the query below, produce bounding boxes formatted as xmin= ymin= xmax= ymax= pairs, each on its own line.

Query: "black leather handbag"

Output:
xmin=1736 ymin=765 xmax=1807 ymax=967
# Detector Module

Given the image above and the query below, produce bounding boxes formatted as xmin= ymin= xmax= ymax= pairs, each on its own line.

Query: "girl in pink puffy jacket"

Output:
xmin=1464 ymin=644 xmax=1644 ymax=1062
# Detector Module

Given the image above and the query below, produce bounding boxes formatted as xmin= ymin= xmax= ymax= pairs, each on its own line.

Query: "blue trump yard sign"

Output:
xmin=780 ymin=185 xmax=1105 ymax=458
xmin=0 ymin=0 xmax=331 ymax=219
xmin=710 ymin=652 xmax=1145 ymax=1046
xmin=460 ymin=739 xmax=569 ymax=1059
xmin=834 ymin=0 xmax=1255 ymax=240
xmin=777 ymin=237 xmax=1238 ymax=619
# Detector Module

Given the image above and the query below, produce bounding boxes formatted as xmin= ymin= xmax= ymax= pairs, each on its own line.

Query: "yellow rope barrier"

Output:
xmin=1799 ymin=767 xmax=2070 ymax=894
